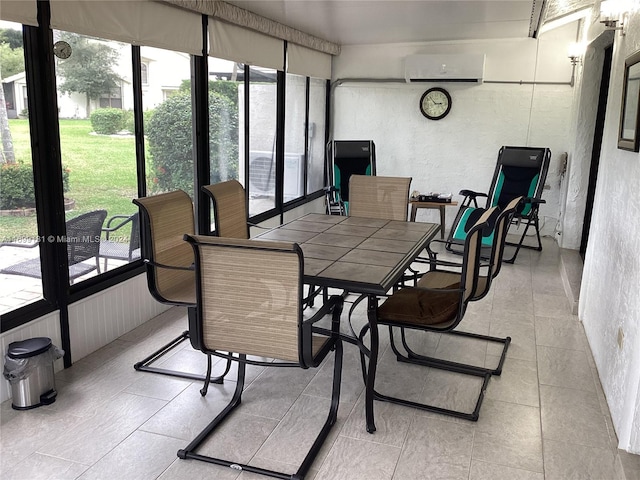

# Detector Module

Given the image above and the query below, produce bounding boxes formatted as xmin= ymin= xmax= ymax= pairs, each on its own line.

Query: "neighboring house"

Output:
xmin=3 ymin=42 xmax=194 ymax=119
xmin=2 ymin=71 xmax=27 ymax=119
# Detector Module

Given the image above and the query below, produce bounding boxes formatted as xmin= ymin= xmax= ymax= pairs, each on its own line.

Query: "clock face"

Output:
xmin=53 ymin=40 xmax=72 ymax=59
xmin=419 ymin=87 xmax=452 ymax=120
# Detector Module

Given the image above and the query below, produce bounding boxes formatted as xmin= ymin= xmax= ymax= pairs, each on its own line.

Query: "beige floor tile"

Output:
xmin=534 ymin=314 xmax=586 ymax=351
xmin=537 ymin=345 xmax=596 ymax=392
xmin=472 ymin=399 xmax=543 ymax=473
xmin=1 ymin=452 xmax=89 ymax=480
xmin=469 ymin=459 xmax=544 ymax=480
xmin=540 ymin=384 xmax=611 ymax=448
xmin=543 ymin=439 xmax=619 ymax=480
xmin=485 ymin=355 xmax=539 ymax=407
xmin=314 ymin=436 xmax=401 ymax=480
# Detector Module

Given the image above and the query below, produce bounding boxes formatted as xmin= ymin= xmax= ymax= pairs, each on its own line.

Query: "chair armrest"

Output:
xmin=459 ymin=189 xmax=487 ymax=199
xmin=143 ymin=259 xmax=194 ymax=271
xmin=102 ymin=215 xmax=134 ymax=240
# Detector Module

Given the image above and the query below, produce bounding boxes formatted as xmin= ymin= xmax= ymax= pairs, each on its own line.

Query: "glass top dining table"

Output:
xmin=254 ymin=213 xmax=440 ymax=296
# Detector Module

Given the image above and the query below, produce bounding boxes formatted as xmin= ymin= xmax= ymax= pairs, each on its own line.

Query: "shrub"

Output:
xmin=1 ymin=163 xmax=35 ymax=209
xmin=146 ymin=88 xmax=238 ymax=194
xmin=90 ymin=108 xmax=125 ymax=135
xmin=0 ymin=162 xmax=70 ymax=209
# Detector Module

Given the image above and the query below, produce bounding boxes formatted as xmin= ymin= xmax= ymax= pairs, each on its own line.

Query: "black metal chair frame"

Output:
xmin=99 ymin=212 xmax=141 ymax=270
xmin=179 ymin=235 xmax=344 ymax=480
xmin=392 ymin=200 xmax=521 ymax=389
xmin=351 ymin=214 xmax=495 ymax=430
xmin=132 ymin=192 xmax=231 ymax=385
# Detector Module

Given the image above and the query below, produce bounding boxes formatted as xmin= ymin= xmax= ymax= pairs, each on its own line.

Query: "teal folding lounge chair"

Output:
xmin=325 ymin=140 xmax=376 ymax=215
xmin=447 ymin=146 xmax=551 ymax=263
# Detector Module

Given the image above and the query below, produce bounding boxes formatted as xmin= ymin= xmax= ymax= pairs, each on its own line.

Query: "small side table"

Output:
xmin=409 ymin=200 xmax=459 ymax=239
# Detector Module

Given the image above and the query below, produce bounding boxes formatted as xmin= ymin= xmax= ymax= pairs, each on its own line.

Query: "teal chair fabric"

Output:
xmin=447 ymin=146 xmax=551 ymax=263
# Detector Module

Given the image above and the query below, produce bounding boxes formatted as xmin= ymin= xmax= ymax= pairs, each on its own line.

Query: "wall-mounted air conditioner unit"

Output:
xmin=404 ymin=54 xmax=485 ymax=83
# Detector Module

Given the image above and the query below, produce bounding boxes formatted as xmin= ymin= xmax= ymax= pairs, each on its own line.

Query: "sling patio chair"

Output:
xmin=353 ymin=208 xmax=496 ymax=426
xmin=447 ymin=146 xmax=551 ymax=263
xmin=99 ymin=212 xmax=140 ymax=271
xmin=132 ymin=190 xmax=230 ymax=383
xmin=1 ymin=209 xmax=107 ymax=284
xmin=395 ymin=197 xmax=523 ymax=383
xmin=179 ymin=234 xmax=344 ymax=480
xmin=325 ymin=140 xmax=376 ymax=215
xmin=348 ymin=174 xmax=412 ymax=221
xmin=202 ymin=179 xmax=254 ymax=239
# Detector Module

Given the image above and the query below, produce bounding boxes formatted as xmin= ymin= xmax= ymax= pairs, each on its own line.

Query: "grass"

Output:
xmin=1 ymin=119 xmax=140 ymax=242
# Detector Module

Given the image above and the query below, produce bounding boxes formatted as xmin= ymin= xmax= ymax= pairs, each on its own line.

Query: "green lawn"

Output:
xmin=1 ymin=119 xmax=140 ymax=242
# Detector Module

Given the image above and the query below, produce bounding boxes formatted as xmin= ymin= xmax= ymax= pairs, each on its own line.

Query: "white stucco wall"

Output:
xmin=331 ymin=25 xmax=576 ymax=233
xmin=577 ymin=5 xmax=640 ymax=454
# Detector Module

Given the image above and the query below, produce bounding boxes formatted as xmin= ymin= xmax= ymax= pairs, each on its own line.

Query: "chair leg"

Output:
xmin=504 ymin=213 xmax=543 ymax=264
xmin=359 ymin=319 xmax=493 ymax=424
xmin=134 ymin=330 xmax=229 ymax=384
xmin=393 ymin=327 xmax=511 ymax=376
xmin=178 ymin=344 xmax=343 ymax=480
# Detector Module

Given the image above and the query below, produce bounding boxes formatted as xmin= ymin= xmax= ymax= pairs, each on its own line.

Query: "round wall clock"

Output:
xmin=419 ymin=87 xmax=452 ymax=120
xmin=53 ymin=40 xmax=72 ymax=59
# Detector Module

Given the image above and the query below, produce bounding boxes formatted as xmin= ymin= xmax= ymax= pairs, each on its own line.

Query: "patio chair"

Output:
xmin=1 ymin=209 xmax=107 ymax=284
xmin=348 ymin=174 xmax=412 ymax=220
xmin=447 ymin=146 xmax=551 ymax=263
xmin=179 ymin=234 xmax=344 ymax=480
xmin=354 ymin=208 xmax=495 ymax=426
xmin=325 ymin=140 xmax=376 ymax=215
xmin=394 ymin=197 xmax=523 ymax=383
xmin=132 ymin=190 xmax=230 ymax=383
xmin=99 ymin=212 xmax=140 ymax=270
xmin=201 ymin=180 xmax=250 ymax=238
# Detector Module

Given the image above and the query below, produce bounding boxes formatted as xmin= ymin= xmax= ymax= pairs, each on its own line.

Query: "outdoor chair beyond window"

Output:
xmin=99 ymin=212 xmax=140 ymax=270
xmin=325 ymin=140 xmax=376 ymax=215
xmin=354 ymin=209 xmax=496 ymax=426
xmin=1 ymin=209 xmax=107 ymax=284
xmin=447 ymin=146 xmax=551 ymax=263
xmin=179 ymin=234 xmax=344 ymax=480
xmin=132 ymin=190 xmax=230 ymax=383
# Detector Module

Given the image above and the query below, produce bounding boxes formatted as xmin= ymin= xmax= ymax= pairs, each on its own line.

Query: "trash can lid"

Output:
xmin=7 ymin=337 xmax=52 ymax=359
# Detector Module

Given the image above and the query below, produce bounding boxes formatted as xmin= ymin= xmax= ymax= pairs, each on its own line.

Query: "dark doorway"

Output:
xmin=580 ymin=45 xmax=613 ymax=259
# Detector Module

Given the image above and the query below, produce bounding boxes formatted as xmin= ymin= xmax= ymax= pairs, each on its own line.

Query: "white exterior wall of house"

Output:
xmin=57 ymin=43 xmax=191 ymax=119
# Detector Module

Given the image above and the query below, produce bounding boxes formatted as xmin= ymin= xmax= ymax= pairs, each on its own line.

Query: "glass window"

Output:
xmin=208 ymin=57 xmax=243 ymax=230
xmin=54 ymin=30 xmax=139 ymax=281
xmin=284 ymin=73 xmax=306 ymax=202
xmin=247 ymin=66 xmax=277 ymax=216
xmin=141 ymin=62 xmax=149 ymax=85
xmin=0 ymin=21 xmax=43 ymax=313
xmin=307 ymin=78 xmax=327 ymax=194
xmin=143 ymin=46 xmax=194 ymax=199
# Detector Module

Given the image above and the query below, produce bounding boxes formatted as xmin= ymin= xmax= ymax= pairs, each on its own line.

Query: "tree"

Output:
xmin=56 ymin=33 xmax=120 ymax=116
xmin=0 ymin=42 xmax=24 ymax=78
xmin=0 ymin=28 xmax=23 ymax=49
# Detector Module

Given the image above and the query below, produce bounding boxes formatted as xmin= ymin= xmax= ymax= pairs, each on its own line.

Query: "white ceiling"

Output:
xmin=225 ymin=0 xmax=539 ymax=46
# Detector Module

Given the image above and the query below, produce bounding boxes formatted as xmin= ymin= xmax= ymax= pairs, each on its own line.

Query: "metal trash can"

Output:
xmin=3 ymin=337 xmax=63 ymax=410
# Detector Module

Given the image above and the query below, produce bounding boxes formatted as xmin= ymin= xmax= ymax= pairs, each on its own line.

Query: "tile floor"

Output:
xmin=1 ymin=237 xmax=640 ymax=480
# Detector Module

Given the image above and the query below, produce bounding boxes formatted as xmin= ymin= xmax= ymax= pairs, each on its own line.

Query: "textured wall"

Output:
xmin=331 ymin=30 xmax=576 ymax=234
xmin=578 ymin=5 xmax=640 ymax=454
